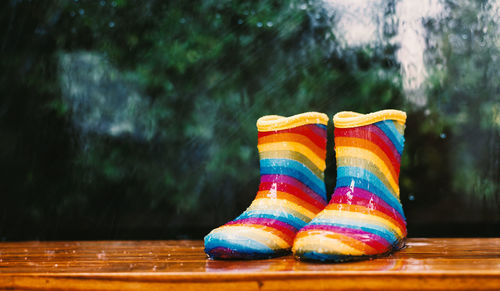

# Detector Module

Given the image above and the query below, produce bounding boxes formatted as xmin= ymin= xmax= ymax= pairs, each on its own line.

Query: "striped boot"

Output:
xmin=293 ymin=110 xmax=407 ymax=262
xmin=204 ymin=112 xmax=329 ymax=259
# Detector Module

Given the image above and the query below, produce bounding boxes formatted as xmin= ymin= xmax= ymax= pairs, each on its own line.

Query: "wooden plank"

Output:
xmin=0 ymin=238 xmax=499 ymax=290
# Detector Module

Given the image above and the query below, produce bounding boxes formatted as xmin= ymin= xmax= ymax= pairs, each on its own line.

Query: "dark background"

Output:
xmin=1 ymin=0 xmax=498 ymax=241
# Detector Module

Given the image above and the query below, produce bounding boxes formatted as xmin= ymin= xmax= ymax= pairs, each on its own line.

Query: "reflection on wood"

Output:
xmin=0 ymin=238 xmax=499 ymax=290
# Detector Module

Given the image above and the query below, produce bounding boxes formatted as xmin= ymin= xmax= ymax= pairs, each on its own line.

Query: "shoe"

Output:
xmin=205 ymin=112 xmax=329 ymax=259
xmin=293 ymin=110 xmax=407 ymax=262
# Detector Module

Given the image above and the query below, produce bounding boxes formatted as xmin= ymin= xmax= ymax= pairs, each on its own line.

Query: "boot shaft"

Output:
xmin=330 ymin=110 xmax=407 ymax=238
xmin=256 ymin=113 xmax=329 ymax=204
xmin=333 ymin=111 xmax=406 ymax=200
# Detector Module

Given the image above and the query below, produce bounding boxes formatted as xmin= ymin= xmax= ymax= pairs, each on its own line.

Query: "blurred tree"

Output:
xmin=0 ymin=0 xmax=421 ymax=239
xmin=421 ymin=0 xmax=500 ymax=221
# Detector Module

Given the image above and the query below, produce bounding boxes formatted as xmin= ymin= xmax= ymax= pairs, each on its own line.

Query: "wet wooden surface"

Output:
xmin=0 ymin=238 xmax=499 ymax=290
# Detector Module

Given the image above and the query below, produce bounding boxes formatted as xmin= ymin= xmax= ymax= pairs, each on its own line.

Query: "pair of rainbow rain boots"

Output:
xmin=204 ymin=110 xmax=407 ymax=262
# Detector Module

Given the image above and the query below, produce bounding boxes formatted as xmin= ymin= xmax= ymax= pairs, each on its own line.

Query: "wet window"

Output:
xmin=0 ymin=0 xmax=498 ymax=240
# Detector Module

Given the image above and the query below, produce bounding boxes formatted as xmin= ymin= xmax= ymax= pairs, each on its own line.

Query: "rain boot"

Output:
xmin=293 ymin=110 xmax=407 ymax=262
xmin=205 ymin=112 xmax=329 ymax=259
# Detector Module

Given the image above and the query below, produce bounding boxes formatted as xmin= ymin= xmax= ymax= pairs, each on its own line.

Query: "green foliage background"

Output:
xmin=0 ymin=0 xmax=498 ymax=239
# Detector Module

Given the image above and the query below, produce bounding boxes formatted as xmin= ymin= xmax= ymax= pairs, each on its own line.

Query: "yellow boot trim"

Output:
xmin=333 ymin=110 xmax=406 ymax=128
xmin=257 ymin=112 xmax=329 ymax=132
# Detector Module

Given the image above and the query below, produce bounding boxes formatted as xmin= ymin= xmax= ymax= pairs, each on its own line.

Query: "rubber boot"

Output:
xmin=205 ymin=112 xmax=329 ymax=259
xmin=293 ymin=110 xmax=407 ymax=262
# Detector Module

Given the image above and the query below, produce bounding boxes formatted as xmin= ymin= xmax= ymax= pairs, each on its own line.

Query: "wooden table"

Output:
xmin=0 ymin=238 xmax=499 ymax=290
